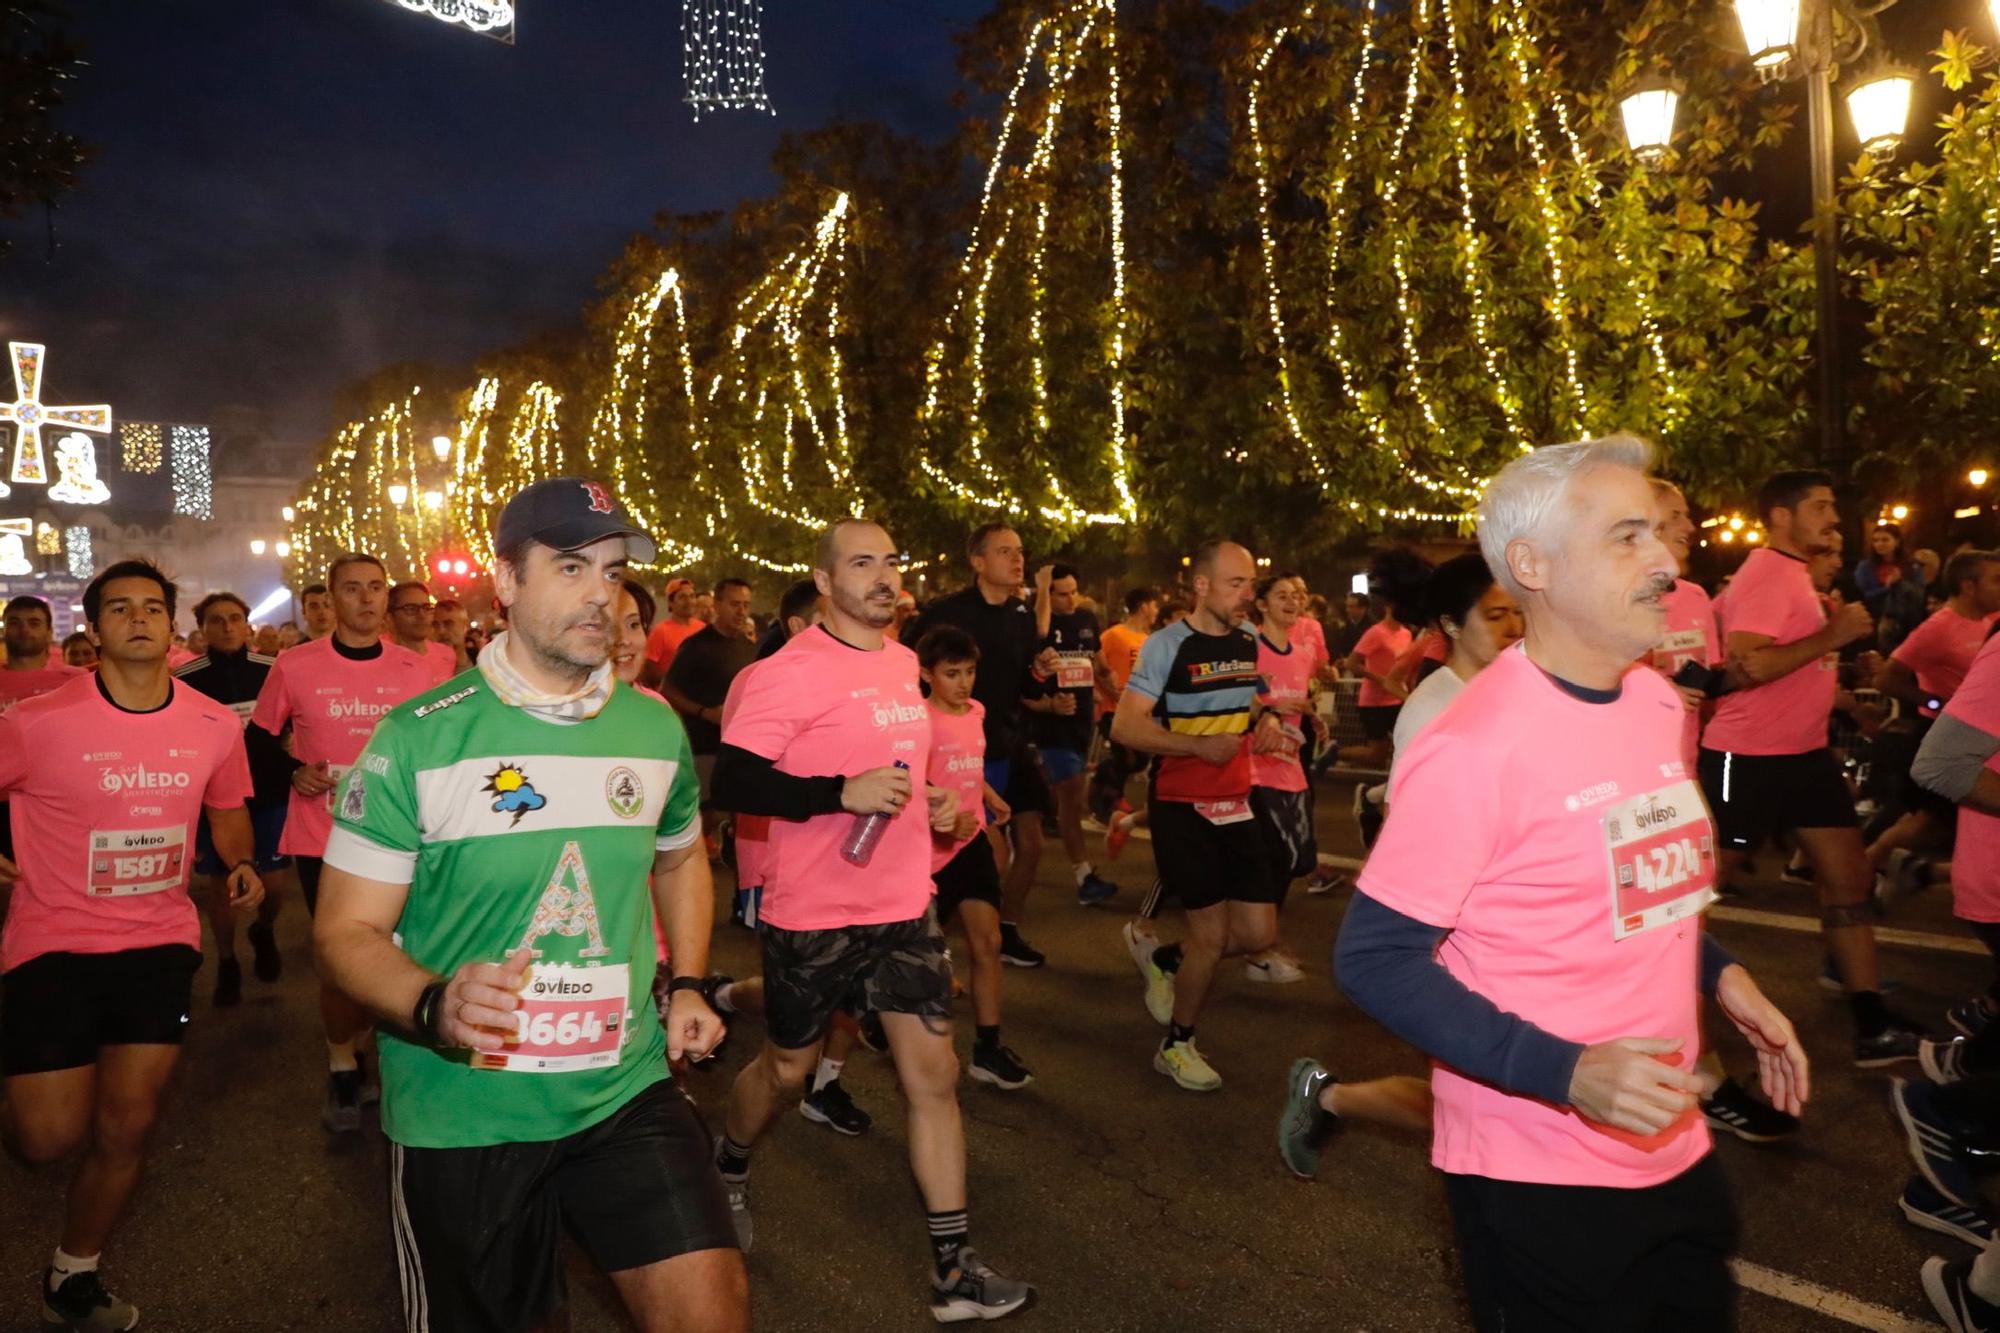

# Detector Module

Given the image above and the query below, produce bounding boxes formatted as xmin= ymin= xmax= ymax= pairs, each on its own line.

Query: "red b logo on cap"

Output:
xmin=581 ymin=481 xmax=615 ymax=514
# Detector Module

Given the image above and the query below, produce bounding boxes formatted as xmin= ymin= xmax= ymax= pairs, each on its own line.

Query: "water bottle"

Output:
xmin=840 ymin=760 xmax=910 ymax=867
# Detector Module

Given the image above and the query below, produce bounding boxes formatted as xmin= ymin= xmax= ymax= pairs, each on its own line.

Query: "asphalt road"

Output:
xmin=0 ymin=777 xmax=1985 ymax=1332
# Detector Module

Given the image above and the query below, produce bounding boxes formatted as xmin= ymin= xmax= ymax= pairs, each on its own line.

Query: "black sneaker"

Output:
xmin=247 ymin=919 xmax=282 ymax=983
xmin=213 ymin=957 xmax=242 ymax=1008
xmin=1895 ymin=1076 xmax=1984 ymax=1206
xmin=970 ymin=1043 xmax=1034 ymax=1091
xmin=998 ymin=927 xmax=1045 ymax=969
xmin=322 ymin=1069 xmax=362 ymax=1134
xmin=1923 ymin=1255 xmax=2000 ymax=1333
xmin=1076 ymin=872 xmax=1118 ymax=908
xmin=1278 ymin=1058 xmax=1341 ymax=1180
xmin=1901 ymin=1176 xmax=2000 ymax=1246
xmin=1856 ymin=1017 xmax=1927 ymax=1068
xmin=1950 ymin=997 xmax=1998 ymax=1040
xmin=1923 ymin=1037 xmax=1971 ymax=1086
xmin=41 ymin=1267 xmax=139 ymax=1331
xmin=800 ymin=1079 xmax=872 ymax=1135
xmin=930 ymin=1247 xmax=1033 ymax=1323
xmin=1700 ymin=1076 xmax=1799 ymax=1143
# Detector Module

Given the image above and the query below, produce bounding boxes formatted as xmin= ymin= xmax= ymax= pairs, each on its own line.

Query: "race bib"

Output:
xmin=1651 ymin=628 xmax=1707 ymax=676
xmin=1055 ymin=653 xmax=1094 ymax=691
xmin=472 ymin=963 xmax=629 ymax=1074
xmin=1193 ymin=797 xmax=1253 ymax=826
xmin=87 ymin=826 xmax=188 ymax=898
xmin=1603 ymin=780 xmax=1717 ymax=940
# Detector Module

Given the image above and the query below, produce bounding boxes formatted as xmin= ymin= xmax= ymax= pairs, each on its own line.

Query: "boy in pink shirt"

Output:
xmin=1337 ymin=438 xmax=1804 ymax=1331
xmin=709 ymin=519 xmax=1033 ymax=1321
xmin=0 ymin=560 xmax=264 ymax=1331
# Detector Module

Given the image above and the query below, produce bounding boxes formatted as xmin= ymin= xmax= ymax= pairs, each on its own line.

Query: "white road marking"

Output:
xmin=1709 ymin=906 xmax=1987 ymax=957
xmin=1731 ymin=1260 xmax=1944 ymax=1332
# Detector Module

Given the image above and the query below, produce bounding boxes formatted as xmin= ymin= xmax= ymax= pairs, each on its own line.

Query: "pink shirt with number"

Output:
xmin=1352 ymin=622 xmax=1412 ymax=708
xmin=1893 ymin=606 xmax=1998 ymax=717
xmin=1645 ymin=579 xmax=1719 ymax=766
xmin=722 ymin=626 xmax=934 ymax=931
xmin=0 ymin=664 xmax=81 ymax=715
xmin=1939 ymin=633 xmax=2000 ymax=921
xmin=0 ymin=675 xmax=253 ymax=970
xmin=1359 ymin=644 xmax=1715 ymax=1187
xmin=927 ymin=699 xmax=987 ymax=872
xmin=1252 ymin=633 xmax=1317 ymax=792
xmin=1702 ymin=548 xmax=1833 ymax=756
xmin=249 ymin=635 xmax=433 ymax=857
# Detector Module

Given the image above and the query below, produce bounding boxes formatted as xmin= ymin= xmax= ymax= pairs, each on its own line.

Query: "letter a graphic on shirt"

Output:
xmin=518 ymin=840 xmax=610 ymax=958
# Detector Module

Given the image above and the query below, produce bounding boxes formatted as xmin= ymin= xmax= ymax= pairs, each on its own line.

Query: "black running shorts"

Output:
xmin=1359 ymin=704 xmax=1401 ymax=741
xmin=2 ymin=944 xmax=200 ymax=1075
xmin=390 ymin=1080 xmax=737 ymax=1333
xmin=1696 ymin=747 xmax=1857 ymax=851
xmin=1252 ymin=785 xmax=1318 ymax=899
xmin=296 ymin=854 xmax=324 ymax=915
xmin=1149 ymin=798 xmax=1276 ymax=911
xmin=759 ymin=905 xmax=954 ymax=1049
xmin=933 ymin=834 xmax=1002 ymax=920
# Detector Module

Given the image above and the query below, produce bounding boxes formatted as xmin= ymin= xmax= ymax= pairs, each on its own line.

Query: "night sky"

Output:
xmin=1 ymin=0 xmax=990 ymax=450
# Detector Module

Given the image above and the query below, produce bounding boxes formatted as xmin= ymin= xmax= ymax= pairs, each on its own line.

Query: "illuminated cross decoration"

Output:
xmin=0 ymin=343 xmax=112 ymax=489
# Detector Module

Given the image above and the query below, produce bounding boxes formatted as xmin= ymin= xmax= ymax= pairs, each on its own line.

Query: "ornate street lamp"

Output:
xmin=387 ymin=483 xmax=410 ymax=506
xmin=1617 ymin=77 xmax=1682 ymax=160
xmin=1843 ymin=63 xmax=1915 ymax=157
xmin=431 ymin=434 xmax=452 ymax=461
xmin=1733 ymin=0 xmax=1802 ymax=74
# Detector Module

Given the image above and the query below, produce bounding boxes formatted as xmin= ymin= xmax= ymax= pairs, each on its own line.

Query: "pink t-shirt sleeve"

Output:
xmin=202 ymin=727 xmax=255 ymax=810
xmin=1359 ymin=717 xmax=1497 ymax=930
xmin=722 ymin=651 xmax=808 ymax=763
xmin=1720 ymin=566 xmax=1798 ymax=642
xmin=249 ymin=654 xmax=292 ymax=733
xmin=1891 ymin=614 xmax=1946 ymax=684
xmin=1353 ymin=623 xmax=1385 ymax=659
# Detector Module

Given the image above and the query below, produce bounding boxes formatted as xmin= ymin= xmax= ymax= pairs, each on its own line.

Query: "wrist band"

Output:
xmin=413 ymin=979 xmax=450 ymax=1045
xmin=665 ymin=976 xmax=706 ymax=997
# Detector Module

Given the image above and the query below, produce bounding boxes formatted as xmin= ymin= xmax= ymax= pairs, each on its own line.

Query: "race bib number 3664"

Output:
xmin=87 ymin=826 xmax=188 ymax=898
xmin=1603 ymin=780 xmax=1717 ymax=940
xmin=471 ymin=963 xmax=629 ymax=1074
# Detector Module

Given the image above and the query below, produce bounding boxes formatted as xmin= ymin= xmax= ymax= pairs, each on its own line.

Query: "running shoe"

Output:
xmin=800 ymin=1079 xmax=872 ymax=1136
xmin=1950 ymin=997 xmax=1998 ymax=1041
xmin=998 ymin=925 xmax=1045 ymax=969
xmin=1244 ymin=953 xmax=1304 ymax=984
xmin=1105 ymin=803 xmax=1137 ymax=861
xmin=930 ymin=1247 xmax=1034 ymax=1323
xmin=213 ymin=957 xmax=242 ymax=1008
xmin=1856 ymin=1017 xmax=1928 ymax=1068
xmin=1817 ymin=962 xmax=1904 ymax=995
xmin=1122 ymin=921 xmax=1174 ymax=1025
xmin=1781 ymin=856 xmax=1814 ymax=886
xmin=1923 ymin=1256 xmax=2000 ymax=1333
xmin=1278 ymin=1058 xmax=1340 ymax=1180
xmin=1699 ymin=1076 xmax=1800 ymax=1143
xmin=1303 ymin=866 xmax=1348 ymax=897
xmin=321 ymin=1070 xmax=362 ymax=1134
xmin=1894 ymin=1077 xmax=1984 ymax=1206
xmin=1901 ymin=1177 xmax=2000 ymax=1247
xmin=1153 ymin=1039 xmax=1221 ymax=1092
xmin=41 ymin=1268 xmax=138 ymax=1332
xmin=1923 ymin=1037 xmax=1971 ymax=1087
xmin=713 ymin=1138 xmax=754 ymax=1253
xmin=247 ymin=918 xmax=282 ymax=983
xmin=1874 ymin=849 xmax=1934 ymax=909
xmin=970 ymin=1043 xmax=1035 ymax=1091
xmin=1076 ymin=871 xmax=1119 ymax=908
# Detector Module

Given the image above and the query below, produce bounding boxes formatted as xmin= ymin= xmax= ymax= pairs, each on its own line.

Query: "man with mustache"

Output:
xmin=1700 ymin=470 xmax=1927 ymax=1067
xmin=709 ymin=518 xmax=1035 ymax=1322
xmin=1337 ymin=436 xmax=1805 ymax=1331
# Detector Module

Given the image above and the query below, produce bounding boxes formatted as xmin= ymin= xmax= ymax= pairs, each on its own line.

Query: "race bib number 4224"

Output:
xmin=1603 ymin=780 xmax=1717 ymax=940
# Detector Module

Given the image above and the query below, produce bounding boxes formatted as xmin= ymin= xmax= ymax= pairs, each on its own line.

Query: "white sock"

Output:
xmin=327 ymin=1040 xmax=359 ymax=1074
xmin=811 ymin=1057 xmax=844 ymax=1094
xmin=1072 ymin=861 xmax=1093 ymax=886
xmin=49 ymin=1248 xmax=97 ymax=1291
xmin=1973 ymin=1243 xmax=2000 ymax=1305
xmin=711 ymin=982 xmax=737 ymax=1015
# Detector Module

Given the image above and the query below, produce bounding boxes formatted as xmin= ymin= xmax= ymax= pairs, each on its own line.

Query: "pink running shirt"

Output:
xmin=927 ymin=699 xmax=987 ymax=872
xmin=1252 ymin=633 xmax=1315 ymax=793
xmin=0 ymin=664 xmax=82 ymax=715
xmin=421 ymin=639 xmax=458 ymax=686
xmin=249 ymin=636 xmax=434 ymax=857
xmin=643 ymin=618 xmax=707 ymax=675
xmin=1939 ymin=633 xmax=2000 ymax=922
xmin=0 ymin=674 xmax=253 ymax=970
xmin=1892 ymin=606 xmax=1997 ymax=717
xmin=1645 ymin=579 xmax=1719 ymax=766
xmin=1703 ymin=548 xmax=1834 ymax=756
xmin=1352 ymin=622 xmax=1412 ymax=708
xmin=1360 ymin=644 xmax=1714 ymax=1187
xmin=722 ymin=627 xmax=934 ymax=931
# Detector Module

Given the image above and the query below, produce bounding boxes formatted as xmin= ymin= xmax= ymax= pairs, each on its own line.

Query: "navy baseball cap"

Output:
xmin=493 ymin=478 xmax=658 ymax=563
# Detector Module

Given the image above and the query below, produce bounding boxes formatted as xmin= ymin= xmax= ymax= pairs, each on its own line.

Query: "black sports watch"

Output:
xmin=664 ymin=976 xmax=706 ymax=998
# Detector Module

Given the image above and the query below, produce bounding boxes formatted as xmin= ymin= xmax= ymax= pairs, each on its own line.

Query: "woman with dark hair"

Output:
xmin=1858 ymin=523 xmax=1927 ymax=648
xmin=1387 ymin=553 xmax=1523 ymax=787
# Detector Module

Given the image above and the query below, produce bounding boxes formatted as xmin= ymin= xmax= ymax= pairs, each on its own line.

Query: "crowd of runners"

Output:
xmin=7 ymin=444 xmax=2000 ymax=1330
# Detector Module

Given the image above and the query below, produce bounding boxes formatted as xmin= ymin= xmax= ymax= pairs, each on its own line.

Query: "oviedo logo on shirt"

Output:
xmin=327 ymin=697 xmax=394 ymax=721
xmin=99 ymin=764 xmax=192 ymax=795
xmin=870 ymin=699 xmax=927 ymax=729
xmin=605 ymin=766 xmax=644 ymax=819
xmin=943 ymin=751 xmax=981 ymax=774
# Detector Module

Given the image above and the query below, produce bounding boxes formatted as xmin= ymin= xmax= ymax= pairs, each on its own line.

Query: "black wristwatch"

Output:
xmin=664 ymin=976 xmax=706 ymax=998
xmin=412 ymin=979 xmax=450 ymax=1045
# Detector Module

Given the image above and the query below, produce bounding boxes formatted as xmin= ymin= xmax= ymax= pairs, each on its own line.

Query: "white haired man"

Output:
xmin=1337 ymin=435 xmax=1807 ymax=1331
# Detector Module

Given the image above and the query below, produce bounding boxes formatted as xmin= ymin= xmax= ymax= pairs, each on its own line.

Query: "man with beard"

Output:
xmin=299 ymin=584 xmax=335 ymax=642
xmin=313 ymin=479 xmax=745 ymax=1333
xmin=1701 ymin=470 xmax=1927 ymax=1067
xmin=709 ymin=518 xmax=1035 ymax=1321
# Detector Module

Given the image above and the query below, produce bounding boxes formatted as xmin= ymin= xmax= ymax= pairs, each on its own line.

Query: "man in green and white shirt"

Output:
xmin=314 ymin=478 xmax=747 ymax=1333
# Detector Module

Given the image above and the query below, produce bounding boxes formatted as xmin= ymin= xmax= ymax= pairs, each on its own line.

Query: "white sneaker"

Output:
xmin=1153 ymin=1039 xmax=1222 ymax=1092
xmin=1244 ymin=953 xmax=1303 ymax=984
xmin=1122 ymin=921 xmax=1175 ymax=1025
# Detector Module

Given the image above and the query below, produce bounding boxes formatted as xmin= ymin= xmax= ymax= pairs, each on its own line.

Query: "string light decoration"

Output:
xmin=35 ymin=522 xmax=60 ymax=556
xmin=584 ymin=271 xmax=707 ymax=570
xmin=683 ymin=0 xmax=772 ymax=118
xmin=0 ymin=519 xmax=30 ymax=575
xmin=169 ymin=425 xmax=212 ymax=519
xmin=63 ymin=525 xmax=92 ymax=580
xmin=379 ymin=0 xmax=515 ymax=42
xmin=918 ymin=0 xmax=1137 ymax=532
xmin=1 ymin=342 xmax=111 ymax=489
xmin=47 ymin=433 xmax=111 ymax=505
xmin=118 ymin=422 xmax=163 ymax=473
